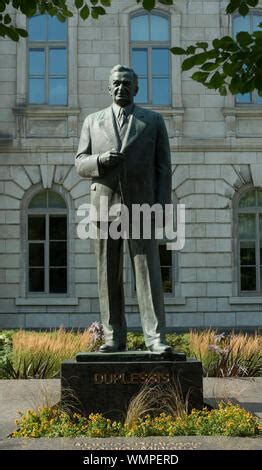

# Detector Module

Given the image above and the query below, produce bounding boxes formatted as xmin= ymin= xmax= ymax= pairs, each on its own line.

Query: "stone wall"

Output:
xmin=0 ymin=1 xmax=261 ymax=330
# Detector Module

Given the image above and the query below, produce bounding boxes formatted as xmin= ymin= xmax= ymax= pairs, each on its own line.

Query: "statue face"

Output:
xmin=108 ymin=70 xmax=138 ymax=107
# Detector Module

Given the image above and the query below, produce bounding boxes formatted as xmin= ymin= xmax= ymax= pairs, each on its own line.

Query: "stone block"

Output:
xmin=198 ymin=298 xmax=217 ymax=312
xmin=196 ymin=268 xmax=217 ymax=282
xmin=204 ymin=312 xmax=236 ymax=328
xmin=61 ymin=352 xmax=203 ymax=421
xmin=181 ymin=283 xmax=207 ymax=297
xmin=207 ymin=283 xmax=232 ymax=297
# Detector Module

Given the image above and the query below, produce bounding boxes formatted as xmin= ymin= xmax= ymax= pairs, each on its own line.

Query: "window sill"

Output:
xmin=13 ymin=106 xmax=80 ymax=138
xmin=16 ymin=297 xmax=79 ymax=306
xmin=230 ymin=296 xmax=262 ymax=305
xmin=126 ymin=297 xmax=186 ymax=306
xmin=223 ymin=107 xmax=262 ymax=138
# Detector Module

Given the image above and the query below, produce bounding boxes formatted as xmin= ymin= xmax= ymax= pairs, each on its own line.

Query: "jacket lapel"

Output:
xmin=98 ymin=106 xmax=120 ymax=150
xmin=123 ymin=106 xmax=147 ymax=151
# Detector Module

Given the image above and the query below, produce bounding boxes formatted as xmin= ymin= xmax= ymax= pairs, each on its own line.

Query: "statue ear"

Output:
xmin=134 ymin=85 xmax=139 ymax=97
xmin=108 ymin=84 xmax=112 ymax=96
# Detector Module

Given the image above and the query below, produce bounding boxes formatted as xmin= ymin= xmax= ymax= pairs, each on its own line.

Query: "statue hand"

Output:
xmin=99 ymin=149 xmax=125 ymax=167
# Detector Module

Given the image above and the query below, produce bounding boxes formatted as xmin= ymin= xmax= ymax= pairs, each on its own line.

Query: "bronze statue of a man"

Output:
xmin=76 ymin=64 xmax=172 ymax=353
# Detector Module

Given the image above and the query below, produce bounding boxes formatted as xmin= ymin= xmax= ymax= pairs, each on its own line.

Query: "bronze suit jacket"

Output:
xmin=75 ymin=105 xmax=171 ymax=220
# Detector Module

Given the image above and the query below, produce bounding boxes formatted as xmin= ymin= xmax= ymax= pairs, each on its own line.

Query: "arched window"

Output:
xmin=28 ymin=14 xmax=68 ymax=105
xmin=130 ymin=12 xmax=171 ymax=106
xmin=27 ymin=190 xmax=68 ymax=294
xmin=237 ymin=189 xmax=262 ymax=293
xmin=233 ymin=12 xmax=262 ymax=105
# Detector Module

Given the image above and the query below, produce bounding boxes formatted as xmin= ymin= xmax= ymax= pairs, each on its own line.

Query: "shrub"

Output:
xmin=4 ymin=324 xmax=103 ymax=379
xmin=12 ymin=402 xmax=260 ymax=438
xmin=189 ymin=330 xmax=262 ymax=377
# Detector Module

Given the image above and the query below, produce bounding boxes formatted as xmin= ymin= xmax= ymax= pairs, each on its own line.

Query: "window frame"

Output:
xmin=233 ymin=11 xmax=262 ymax=107
xmin=130 ymin=11 xmax=171 ymax=106
xmin=27 ymin=14 xmax=68 ymax=106
xmin=26 ymin=190 xmax=69 ymax=296
xmin=236 ymin=187 xmax=262 ymax=296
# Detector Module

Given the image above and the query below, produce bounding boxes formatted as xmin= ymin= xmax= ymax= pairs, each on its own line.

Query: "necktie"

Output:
xmin=119 ymin=108 xmax=127 ymax=129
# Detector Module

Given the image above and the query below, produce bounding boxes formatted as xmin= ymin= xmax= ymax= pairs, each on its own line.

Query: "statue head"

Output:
xmin=108 ymin=64 xmax=139 ymax=107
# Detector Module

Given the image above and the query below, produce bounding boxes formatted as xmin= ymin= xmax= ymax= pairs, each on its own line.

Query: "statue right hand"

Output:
xmin=98 ymin=149 xmax=125 ymax=168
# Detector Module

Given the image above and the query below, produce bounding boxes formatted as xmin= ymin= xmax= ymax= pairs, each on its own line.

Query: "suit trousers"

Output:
xmin=94 ymin=221 xmax=166 ymax=347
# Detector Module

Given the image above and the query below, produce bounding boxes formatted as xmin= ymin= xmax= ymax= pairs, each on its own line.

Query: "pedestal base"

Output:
xmin=61 ymin=351 xmax=203 ymax=421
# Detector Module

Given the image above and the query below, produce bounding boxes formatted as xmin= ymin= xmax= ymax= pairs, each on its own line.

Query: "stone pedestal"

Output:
xmin=61 ymin=351 xmax=203 ymax=421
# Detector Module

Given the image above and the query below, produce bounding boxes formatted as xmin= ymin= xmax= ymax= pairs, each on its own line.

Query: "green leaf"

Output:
xmin=100 ymin=0 xmax=111 ymax=6
xmin=90 ymin=0 xmax=98 ymax=5
xmin=226 ymin=0 xmax=241 ymax=14
xmin=186 ymin=45 xmax=196 ymax=55
xmin=159 ymin=0 xmax=173 ymax=5
xmin=208 ymin=71 xmax=224 ymax=88
xmin=201 ymin=62 xmax=219 ymax=71
xmin=195 ymin=42 xmax=209 ymax=50
xmin=239 ymin=3 xmax=249 ymax=16
xmin=194 ymin=51 xmax=210 ymax=65
xmin=16 ymin=27 xmax=28 ymax=37
xmin=7 ymin=27 xmax=19 ymax=41
xmin=236 ymin=31 xmax=253 ymax=46
xmin=4 ymin=13 xmax=11 ymax=24
xmin=142 ymin=0 xmax=155 ymax=11
xmin=92 ymin=6 xmax=106 ymax=16
xmin=182 ymin=56 xmax=198 ymax=71
xmin=247 ymin=0 xmax=259 ymax=6
xmin=191 ymin=71 xmax=209 ymax=83
xmin=75 ymin=0 xmax=84 ymax=8
xmin=80 ymin=4 xmax=89 ymax=19
xmin=170 ymin=47 xmax=186 ymax=55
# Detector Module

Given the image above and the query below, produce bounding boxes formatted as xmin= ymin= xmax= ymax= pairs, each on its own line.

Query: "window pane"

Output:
xmin=49 ymin=48 xmax=67 ymax=76
xmin=29 ymin=243 xmax=45 ymax=267
xmin=152 ymin=78 xmax=170 ymax=105
xmin=240 ymin=241 xmax=256 ymax=265
xmin=238 ymin=214 xmax=256 ymax=239
xmin=135 ymin=78 xmax=148 ymax=103
xmin=48 ymin=191 xmax=66 ymax=209
xmin=239 ymin=190 xmax=256 ymax=208
xmin=236 ymin=93 xmax=252 ymax=104
xmin=159 ymin=244 xmax=172 ymax=266
xmin=29 ymin=78 xmax=45 ymax=104
xmin=48 ymin=78 xmax=67 ymax=105
xmin=152 ymin=48 xmax=169 ymax=76
xmin=48 ymin=16 xmax=67 ymax=41
xmin=252 ymin=14 xmax=262 ymax=32
xmin=151 ymin=15 xmax=169 ymax=41
xmin=132 ymin=48 xmax=147 ymax=76
xmin=233 ymin=15 xmax=250 ymax=35
xmin=29 ymin=191 xmax=47 ymax=209
xmin=50 ymin=242 xmax=67 ymax=266
xmin=161 ymin=267 xmax=172 ymax=293
xmin=49 ymin=216 xmax=67 ymax=240
xmin=29 ymin=268 xmax=45 ymax=292
xmin=131 ymin=15 xmax=149 ymax=41
xmin=240 ymin=267 xmax=256 ymax=291
xmin=49 ymin=268 xmax=67 ymax=293
xmin=29 ymin=49 xmax=45 ymax=75
xmin=259 ymin=215 xmax=262 ymax=238
xmin=28 ymin=15 xmax=46 ymax=41
xmin=28 ymin=216 xmax=46 ymax=240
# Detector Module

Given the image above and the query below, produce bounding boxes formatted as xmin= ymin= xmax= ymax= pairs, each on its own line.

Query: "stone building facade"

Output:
xmin=0 ymin=0 xmax=262 ymax=331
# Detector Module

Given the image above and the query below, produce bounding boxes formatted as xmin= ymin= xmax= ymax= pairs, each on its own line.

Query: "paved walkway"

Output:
xmin=0 ymin=378 xmax=261 ymax=450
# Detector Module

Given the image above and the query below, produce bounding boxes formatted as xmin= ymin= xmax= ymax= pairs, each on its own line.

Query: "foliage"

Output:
xmin=12 ymin=402 xmax=260 ymax=438
xmin=0 ymin=324 xmax=102 ymax=379
xmin=189 ymin=330 xmax=262 ymax=377
xmin=0 ymin=0 xmax=261 ymax=96
xmin=0 ymin=0 xmax=173 ymax=41
xmin=0 ymin=330 xmax=13 ymax=378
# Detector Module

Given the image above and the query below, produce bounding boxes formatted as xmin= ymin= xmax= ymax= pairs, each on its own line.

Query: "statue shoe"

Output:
xmin=99 ymin=342 xmax=127 ymax=353
xmin=148 ymin=342 xmax=172 ymax=354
